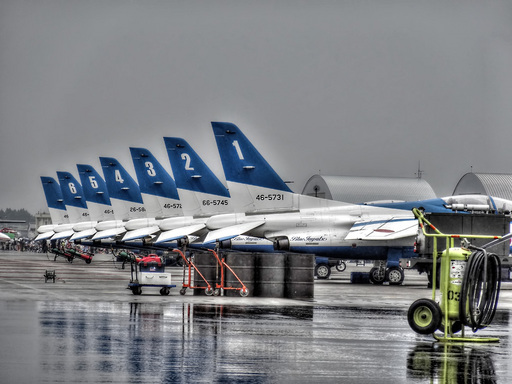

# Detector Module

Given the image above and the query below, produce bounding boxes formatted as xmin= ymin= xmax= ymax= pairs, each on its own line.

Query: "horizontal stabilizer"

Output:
xmin=203 ymin=221 xmax=265 ymax=244
xmin=70 ymin=228 xmax=97 ymax=241
xmin=122 ymin=226 xmax=160 ymax=242
xmin=51 ymin=230 xmax=75 ymax=241
xmin=155 ymin=224 xmax=206 ymax=244
xmin=35 ymin=231 xmax=54 ymax=241
xmin=346 ymin=218 xmax=417 ymax=241
xmin=92 ymin=227 xmax=126 ymax=240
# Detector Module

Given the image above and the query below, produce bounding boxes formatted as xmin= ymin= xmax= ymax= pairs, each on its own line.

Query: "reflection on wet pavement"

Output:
xmin=1 ymin=301 xmax=511 ymax=383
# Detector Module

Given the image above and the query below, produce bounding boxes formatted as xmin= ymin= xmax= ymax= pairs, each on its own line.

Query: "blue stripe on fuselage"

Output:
xmin=289 ymin=245 xmax=416 ymax=261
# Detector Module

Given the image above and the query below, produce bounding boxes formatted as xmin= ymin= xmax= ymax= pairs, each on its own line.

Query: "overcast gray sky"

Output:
xmin=2 ymin=0 xmax=512 ymax=215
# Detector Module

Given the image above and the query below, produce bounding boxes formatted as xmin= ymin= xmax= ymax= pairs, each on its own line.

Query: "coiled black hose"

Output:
xmin=459 ymin=249 xmax=501 ymax=332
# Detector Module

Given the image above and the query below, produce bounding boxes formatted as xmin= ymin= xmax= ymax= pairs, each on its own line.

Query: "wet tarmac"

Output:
xmin=1 ymin=251 xmax=512 ymax=383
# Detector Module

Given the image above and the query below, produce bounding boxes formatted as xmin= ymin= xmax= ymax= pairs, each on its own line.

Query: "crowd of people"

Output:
xmin=0 ymin=237 xmax=43 ymax=252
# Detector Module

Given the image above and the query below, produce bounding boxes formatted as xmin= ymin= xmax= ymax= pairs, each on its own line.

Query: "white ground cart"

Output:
xmin=128 ymin=254 xmax=176 ymax=295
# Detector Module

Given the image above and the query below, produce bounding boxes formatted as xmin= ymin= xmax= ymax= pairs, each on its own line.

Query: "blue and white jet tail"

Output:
xmin=57 ymin=171 xmax=90 ymax=224
xmin=100 ymin=157 xmax=147 ymax=221
xmin=130 ymin=147 xmax=182 ymax=219
xmin=123 ymin=147 xmax=184 ymax=242
xmin=96 ymin=156 xmax=154 ymax=240
xmin=164 ymin=137 xmax=232 ymax=217
xmin=35 ymin=176 xmax=71 ymax=240
xmin=51 ymin=171 xmax=94 ymax=240
xmin=77 ymin=164 xmax=116 ymax=222
xmin=211 ymin=122 xmax=345 ymax=212
xmin=40 ymin=176 xmax=69 ymax=225
xmin=73 ymin=164 xmax=122 ymax=241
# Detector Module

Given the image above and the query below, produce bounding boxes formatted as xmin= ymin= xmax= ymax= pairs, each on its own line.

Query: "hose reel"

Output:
xmin=459 ymin=248 xmax=501 ymax=332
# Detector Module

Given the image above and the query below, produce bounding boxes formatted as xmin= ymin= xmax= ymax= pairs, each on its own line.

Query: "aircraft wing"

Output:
xmin=70 ymin=228 xmax=97 ymax=241
xmin=203 ymin=221 xmax=265 ymax=244
xmin=92 ymin=227 xmax=126 ymax=240
xmin=51 ymin=230 xmax=75 ymax=241
xmin=155 ymin=223 xmax=206 ymax=244
xmin=345 ymin=217 xmax=418 ymax=241
xmin=35 ymin=231 xmax=54 ymax=241
xmin=122 ymin=226 xmax=160 ymax=242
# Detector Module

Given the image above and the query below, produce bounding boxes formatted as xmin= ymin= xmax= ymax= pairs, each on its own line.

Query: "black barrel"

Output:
xmin=255 ymin=253 xmax=286 ymax=297
xmin=285 ymin=253 xmax=315 ymax=299
xmin=224 ymin=252 xmax=255 ymax=297
xmin=350 ymin=272 xmax=370 ymax=284
xmin=192 ymin=251 xmax=218 ymax=295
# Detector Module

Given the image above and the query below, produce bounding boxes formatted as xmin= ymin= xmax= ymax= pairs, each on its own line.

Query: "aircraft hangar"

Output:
xmin=301 ymin=174 xmax=436 ymax=204
xmin=452 ymin=172 xmax=512 ymax=200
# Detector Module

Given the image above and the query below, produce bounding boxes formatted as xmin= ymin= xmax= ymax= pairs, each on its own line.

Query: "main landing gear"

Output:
xmin=369 ymin=262 xmax=405 ymax=285
xmin=315 ymin=259 xmax=346 ymax=280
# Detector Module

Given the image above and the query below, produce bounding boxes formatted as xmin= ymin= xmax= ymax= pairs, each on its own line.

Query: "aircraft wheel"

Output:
xmin=408 ymin=298 xmax=442 ymax=335
xmin=386 ymin=266 xmax=405 ymax=285
xmin=315 ymin=263 xmax=331 ymax=279
xmin=336 ymin=261 xmax=347 ymax=272
xmin=369 ymin=267 xmax=385 ymax=285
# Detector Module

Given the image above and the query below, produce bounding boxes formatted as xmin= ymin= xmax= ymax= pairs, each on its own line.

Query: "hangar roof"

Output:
xmin=453 ymin=173 xmax=512 ymax=200
xmin=301 ymin=175 xmax=436 ymax=204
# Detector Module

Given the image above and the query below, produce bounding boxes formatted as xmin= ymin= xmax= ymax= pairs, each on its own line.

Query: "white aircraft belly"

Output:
xmin=155 ymin=224 xmax=206 ymax=244
xmin=122 ymin=226 xmax=160 ymax=242
xmin=70 ymin=228 xmax=97 ymax=241
xmin=203 ymin=221 xmax=266 ymax=244
xmin=92 ymin=227 xmax=127 ymax=240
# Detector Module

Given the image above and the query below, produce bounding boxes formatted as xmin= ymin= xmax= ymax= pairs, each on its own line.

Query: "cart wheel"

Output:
xmin=205 ymin=287 xmax=214 ymax=296
xmin=86 ymin=259 xmax=92 ymax=264
xmin=336 ymin=261 xmax=347 ymax=272
xmin=240 ymin=287 xmax=249 ymax=297
xmin=180 ymin=288 xmax=187 ymax=295
xmin=160 ymin=287 xmax=170 ymax=296
xmin=214 ymin=288 xmax=221 ymax=296
xmin=408 ymin=298 xmax=442 ymax=335
xmin=132 ymin=287 xmax=142 ymax=295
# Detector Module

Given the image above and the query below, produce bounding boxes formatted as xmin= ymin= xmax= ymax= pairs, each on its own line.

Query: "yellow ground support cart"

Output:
xmin=408 ymin=208 xmax=511 ymax=342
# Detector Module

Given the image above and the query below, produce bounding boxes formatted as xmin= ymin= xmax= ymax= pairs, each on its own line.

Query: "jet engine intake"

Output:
xmin=217 ymin=239 xmax=232 ymax=249
xmin=273 ymin=237 xmax=290 ymax=251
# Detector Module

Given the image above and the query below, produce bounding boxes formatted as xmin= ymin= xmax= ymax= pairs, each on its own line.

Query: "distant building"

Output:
xmin=453 ymin=173 xmax=512 ymax=200
xmin=35 ymin=211 xmax=51 ymax=229
xmin=302 ymin=175 xmax=436 ymax=204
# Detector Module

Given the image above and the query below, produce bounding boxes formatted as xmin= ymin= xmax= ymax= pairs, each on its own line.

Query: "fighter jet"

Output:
xmin=204 ymin=122 xmax=512 ymax=283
